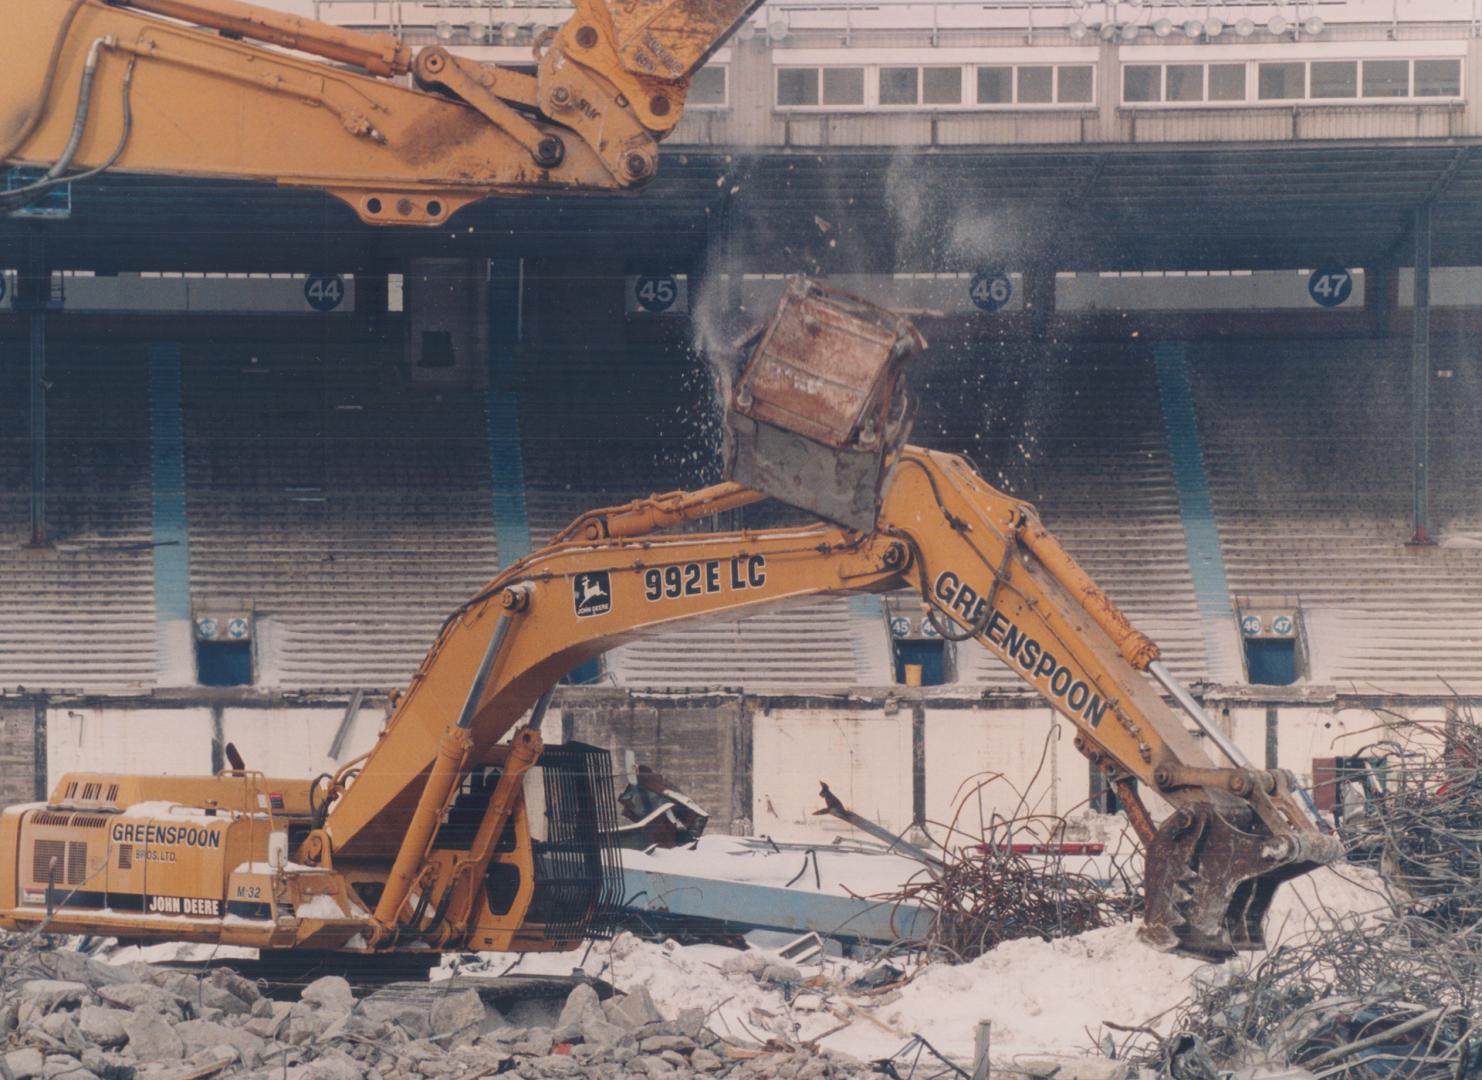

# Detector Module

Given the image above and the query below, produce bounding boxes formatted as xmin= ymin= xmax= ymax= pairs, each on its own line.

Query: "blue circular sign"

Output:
xmin=304 ymin=273 xmax=345 ymax=312
xmin=227 ymin=617 xmax=250 ymax=640
xmin=889 ymin=616 xmax=912 ymax=639
xmin=196 ymin=617 xmax=219 ymax=640
xmin=1307 ymin=266 xmax=1352 ymax=308
xmin=1240 ymin=614 xmax=1263 ymax=637
xmin=968 ymin=271 xmax=1012 ymax=312
xmin=1271 ymin=614 xmax=1294 ymax=637
xmin=634 ymin=275 xmax=678 ymax=313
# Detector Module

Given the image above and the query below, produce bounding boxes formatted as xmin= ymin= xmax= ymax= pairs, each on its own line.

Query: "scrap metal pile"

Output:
xmin=1123 ymin=704 xmax=1482 ymax=1079
xmin=884 ymin=812 xmax=1133 ymax=962
xmin=838 ymin=749 xmax=1138 ymax=962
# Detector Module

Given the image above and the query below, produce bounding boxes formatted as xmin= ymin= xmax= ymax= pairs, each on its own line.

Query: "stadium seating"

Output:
xmin=3 ymin=328 xmax=1477 ymax=696
xmin=914 ymin=341 xmax=1210 ymax=689
xmin=182 ymin=342 xmax=498 ymax=689
xmin=0 ymin=344 xmax=158 ymax=689
xmin=1188 ymin=339 xmax=1482 ymax=691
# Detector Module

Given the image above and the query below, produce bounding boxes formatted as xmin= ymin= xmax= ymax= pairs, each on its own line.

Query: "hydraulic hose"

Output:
xmin=0 ymin=0 xmax=89 ymax=163
xmin=1 ymin=48 xmax=135 ymax=212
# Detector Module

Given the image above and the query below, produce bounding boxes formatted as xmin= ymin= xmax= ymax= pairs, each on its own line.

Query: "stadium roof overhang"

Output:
xmin=6 ymin=140 xmax=1482 ymax=274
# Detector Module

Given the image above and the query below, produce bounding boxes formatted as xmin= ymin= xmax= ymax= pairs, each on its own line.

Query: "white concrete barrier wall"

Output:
xmin=751 ymin=707 xmax=913 ymax=842
xmin=47 ymin=708 xmax=214 ymax=782
xmin=220 ymin=707 xmax=382 ymax=781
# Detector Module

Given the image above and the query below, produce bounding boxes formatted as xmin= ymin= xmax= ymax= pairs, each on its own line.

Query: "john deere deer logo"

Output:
xmin=573 ymin=571 xmax=612 ymax=618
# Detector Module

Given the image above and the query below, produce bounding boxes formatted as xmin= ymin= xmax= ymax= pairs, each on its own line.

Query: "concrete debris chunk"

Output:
xmin=75 ymin=1007 xmax=128 ymax=1049
xmin=299 ymin=976 xmax=354 ymax=1014
xmin=604 ymin=986 xmax=662 ymax=1030
xmin=122 ymin=1010 xmax=186 ymax=1062
xmin=3 ymin=1047 xmax=46 ymax=1080
xmin=428 ymin=988 xmax=487 ymax=1045
xmin=95 ymin=984 xmax=185 ymax=1021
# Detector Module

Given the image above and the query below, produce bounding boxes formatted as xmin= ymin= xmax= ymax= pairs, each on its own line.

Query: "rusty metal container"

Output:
xmin=726 ymin=277 xmax=924 ymax=531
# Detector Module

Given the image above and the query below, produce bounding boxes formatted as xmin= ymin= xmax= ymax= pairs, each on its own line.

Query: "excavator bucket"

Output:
xmin=1139 ymin=800 xmax=1343 ymax=959
xmin=726 ymin=277 xmax=926 ymax=530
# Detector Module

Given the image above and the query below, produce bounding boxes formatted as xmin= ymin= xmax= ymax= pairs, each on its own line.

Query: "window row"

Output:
xmin=776 ymin=63 xmax=1095 ymax=108
xmin=1120 ymin=57 xmax=1461 ymax=105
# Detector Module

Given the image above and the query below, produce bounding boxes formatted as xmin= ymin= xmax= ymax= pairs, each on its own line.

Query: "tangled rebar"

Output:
xmin=1121 ymin=699 xmax=1482 ymax=1079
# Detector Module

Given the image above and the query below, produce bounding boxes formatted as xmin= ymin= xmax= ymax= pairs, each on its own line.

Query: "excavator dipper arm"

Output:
xmin=0 ymin=0 xmax=763 ymax=224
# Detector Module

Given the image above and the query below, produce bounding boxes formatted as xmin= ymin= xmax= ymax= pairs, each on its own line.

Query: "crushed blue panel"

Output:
xmin=6 ymin=168 xmax=71 ymax=219
xmin=620 ymin=867 xmax=931 ymax=944
xmin=148 ymin=343 xmax=191 ymax=621
xmin=1153 ymin=342 xmax=1233 ymax=621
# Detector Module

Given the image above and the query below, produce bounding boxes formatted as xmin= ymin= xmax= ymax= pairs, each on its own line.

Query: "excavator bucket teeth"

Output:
xmin=725 ymin=277 xmax=925 ymax=531
xmin=1139 ymin=802 xmax=1339 ymax=960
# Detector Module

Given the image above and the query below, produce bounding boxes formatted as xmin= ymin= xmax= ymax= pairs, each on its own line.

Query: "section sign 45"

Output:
xmin=644 ymin=556 xmax=767 ymax=601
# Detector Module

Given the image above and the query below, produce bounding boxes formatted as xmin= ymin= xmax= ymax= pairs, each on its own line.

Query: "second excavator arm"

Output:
xmin=1 ymin=0 xmax=763 ymax=223
xmin=305 ymin=279 xmax=1339 ymax=960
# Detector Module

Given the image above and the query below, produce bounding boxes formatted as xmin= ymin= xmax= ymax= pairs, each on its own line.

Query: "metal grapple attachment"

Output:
xmin=726 ymin=277 xmax=925 ymax=531
xmin=1139 ymin=799 xmax=1344 ymax=959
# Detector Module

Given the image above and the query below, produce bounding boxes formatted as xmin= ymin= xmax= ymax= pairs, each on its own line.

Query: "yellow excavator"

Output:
xmin=0 ymin=1 xmax=1341 ymax=962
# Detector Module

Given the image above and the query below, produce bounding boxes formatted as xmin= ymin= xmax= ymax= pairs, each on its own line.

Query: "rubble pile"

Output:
xmin=1124 ymin=707 xmax=1482 ymax=1079
xmin=0 ymin=937 xmax=881 ymax=1080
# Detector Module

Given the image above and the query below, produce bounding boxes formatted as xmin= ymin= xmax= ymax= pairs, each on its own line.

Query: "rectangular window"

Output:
xmin=776 ymin=68 xmax=818 ymax=106
xmin=977 ymin=66 xmax=1012 ymax=104
xmin=1362 ymin=59 xmax=1409 ymax=97
xmin=1209 ymin=63 xmax=1246 ymax=101
xmin=922 ymin=67 xmax=963 ymax=105
xmin=1415 ymin=58 xmax=1460 ymax=97
xmin=1123 ymin=64 xmax=1161 ymax=103
xmin=1258 ymin=62 xmax=1305 ymax=100
xmin=1310 ymin=61 xmax=1357 ymax=99
xmin=1166 ymin=64 xmax=1203 ymax=102
xmin=1058 ymin=65 xmax=1094 ymax=104
xmin=1017 ymin=65 xmax=1053 ymax=104
xmin=821 ymin=67 xmax=864 ymax=106
xmin=880 ymin=66 xmax=920 ymax=105
xmin=689 ymin=65 xmax=727 ymax=107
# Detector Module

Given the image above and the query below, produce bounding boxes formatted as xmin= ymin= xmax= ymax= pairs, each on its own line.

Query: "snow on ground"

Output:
xmin=452 ymin=863 xmax=1388 ymax=1072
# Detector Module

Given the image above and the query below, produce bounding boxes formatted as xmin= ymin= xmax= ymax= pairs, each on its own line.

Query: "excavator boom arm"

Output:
xmin=0 ymin=0 xmax=763 ymax=224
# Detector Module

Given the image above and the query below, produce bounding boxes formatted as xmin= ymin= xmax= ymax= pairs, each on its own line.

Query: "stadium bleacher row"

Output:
xmin=0 ymin=331 xmax=1478 ymax=693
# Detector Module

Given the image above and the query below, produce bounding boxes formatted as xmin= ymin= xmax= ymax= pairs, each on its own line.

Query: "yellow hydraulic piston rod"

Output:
xmin=113 ymin=0 xmax=413 ymax=76
xmin=370 ymin=584 xmax=532 ymax=943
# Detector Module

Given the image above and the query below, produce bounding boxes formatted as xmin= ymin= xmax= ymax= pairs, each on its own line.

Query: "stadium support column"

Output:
xmin=17 ymin=233 xmax=48 ymax=547
xmin=148 ymin=343 xmax=194 ymax=683
xmin=486 ymin=257 xmax=531 ymax=566
xmin=1410 ymin=205 xmax=1433 ymax=545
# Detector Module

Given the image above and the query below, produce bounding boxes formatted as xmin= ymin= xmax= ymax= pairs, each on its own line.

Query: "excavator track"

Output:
xmin=148 ymin=952 xmax=612 ymax=1003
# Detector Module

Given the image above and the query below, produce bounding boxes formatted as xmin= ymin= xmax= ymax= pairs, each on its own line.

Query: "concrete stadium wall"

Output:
xmin=7 ymin=688 xmax=1472 ymax=846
